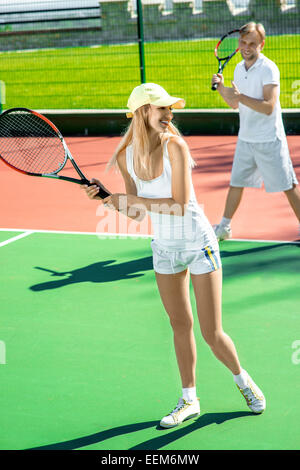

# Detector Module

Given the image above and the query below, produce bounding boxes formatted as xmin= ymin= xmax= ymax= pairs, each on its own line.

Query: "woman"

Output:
xmin=82 ymin=83 xmax=266 ymax=428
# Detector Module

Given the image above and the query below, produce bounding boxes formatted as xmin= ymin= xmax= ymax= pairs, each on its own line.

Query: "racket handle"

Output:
xmin=97 ymin=186 xmax=111 ymax=199
xmin=83 ymin=179 xmax=111 ymax=199
xmin=211 ymin=82 xmax=218 ymax=91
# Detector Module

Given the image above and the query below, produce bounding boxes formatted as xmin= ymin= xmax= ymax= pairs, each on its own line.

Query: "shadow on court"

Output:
xmin=220 ymin=242 xmax=299 ymax=258
xmin=29 ymin=241 xmax=299 ymax=292
xmin=27 ymin=411 xmax=254 ymax=450
xmin=29 ymin=256 xmax=153 ymax=291
xmin=220 ymin=242 xmax=300 ymax=277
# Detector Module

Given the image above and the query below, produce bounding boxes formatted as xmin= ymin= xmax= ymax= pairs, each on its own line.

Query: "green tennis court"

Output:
xmin=1 ymin=230 xmax=299 ymax=450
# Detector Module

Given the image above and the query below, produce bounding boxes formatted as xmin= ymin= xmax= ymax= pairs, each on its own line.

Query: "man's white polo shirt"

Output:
xmin=234 ymin=53 xmax=286 ymax=143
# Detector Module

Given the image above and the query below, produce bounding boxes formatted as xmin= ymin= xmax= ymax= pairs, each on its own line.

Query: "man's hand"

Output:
xmin=219 ymin=81 xmax=240 ymax=108
xmin=230 ymin=81 xmax=241 ymax=98
xmin=211 ymin=73 xmax=224 ymax=90
xmin=211 ymin=75 xmax=240 ymax=109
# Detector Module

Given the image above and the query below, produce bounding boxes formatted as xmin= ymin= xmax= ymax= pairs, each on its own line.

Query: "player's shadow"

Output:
xmin=30 ymin=242 xmax=299 ymax=291
xmin=29 ymin=257 xmax=153 ymax=291
xmin=220 ymin=241 xmax=299 ymax=258
xmin=27 ymin=411 xmax=253 ymax=450
xmin=219 ymin=241 xmax=300 ymax=277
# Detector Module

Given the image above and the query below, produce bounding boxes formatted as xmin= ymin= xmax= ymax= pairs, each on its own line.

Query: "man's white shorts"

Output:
xmin=230 ymin=137 xmax=298 ymax=193
xmin=151 ymin=241 xmax=221 ymax=275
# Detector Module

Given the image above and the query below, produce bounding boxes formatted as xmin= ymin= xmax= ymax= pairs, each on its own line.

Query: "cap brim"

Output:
xmin=126 ymin=97 xmax=185 ymax=118
xmin=170 ymin=98 xmax=186 ymax=109
xmin=152 ymin=97 xmax=185 ymax=109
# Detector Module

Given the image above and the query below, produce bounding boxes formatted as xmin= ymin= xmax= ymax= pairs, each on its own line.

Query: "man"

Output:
xmin=211 ymin=22 xmax=300 ymax=240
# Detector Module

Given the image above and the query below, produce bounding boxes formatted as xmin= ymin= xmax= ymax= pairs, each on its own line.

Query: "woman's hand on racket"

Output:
xmin=211 ymin=73 xmax=224 ymax=90
xmin=81 ymin=178 xmax=102 ymax=200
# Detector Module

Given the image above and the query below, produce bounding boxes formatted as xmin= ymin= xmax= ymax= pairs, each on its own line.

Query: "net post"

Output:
xmin=136 ymin=0 xmax=146 ymax=83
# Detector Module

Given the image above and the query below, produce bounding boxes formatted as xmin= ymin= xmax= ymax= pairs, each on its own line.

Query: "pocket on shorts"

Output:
xmin=151 ymin=240 xmax=167 ymax=258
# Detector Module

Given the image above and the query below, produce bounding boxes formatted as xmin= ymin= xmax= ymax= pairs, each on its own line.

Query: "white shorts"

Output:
xmin=151 ymin=240 xmax=221 ymax=275
xmin=230 ymin=138 xmax=298 ymax=193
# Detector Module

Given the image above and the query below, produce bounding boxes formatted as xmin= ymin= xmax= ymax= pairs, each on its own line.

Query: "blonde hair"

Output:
xmin=106 ymin=104 xmax=195 ymax=179
xmin=239 ymin=22 xmax=266 ymax=43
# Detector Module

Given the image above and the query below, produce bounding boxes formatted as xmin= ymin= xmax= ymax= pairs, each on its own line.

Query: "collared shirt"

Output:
xmin=234 ymin=53 xmax=286 ymax=142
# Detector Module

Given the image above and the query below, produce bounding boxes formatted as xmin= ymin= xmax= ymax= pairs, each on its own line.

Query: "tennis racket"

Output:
xmin=212 ymin=29 xmax=240 ymax=91
xmin=0 ymin=107 xmax=110 ymax=198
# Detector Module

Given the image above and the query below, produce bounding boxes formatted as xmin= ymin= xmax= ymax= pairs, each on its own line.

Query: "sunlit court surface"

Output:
xmin=1 ymin=0 xmax=300 ymax=455
xmin=0 ymin=135 xmax=300 ymax=451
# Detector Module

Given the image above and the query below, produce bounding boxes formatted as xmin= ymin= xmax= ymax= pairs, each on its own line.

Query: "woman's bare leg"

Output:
xmin=155 ymin=269 xmax=196 ymax=388
xmin=191 ymin=268 xmax=241 ymax=375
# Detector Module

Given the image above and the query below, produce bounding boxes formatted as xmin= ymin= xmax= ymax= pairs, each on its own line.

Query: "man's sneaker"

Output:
xmin=213 ymin=223 xmax=232 ymax=241
xmin=160 ymin=398 xmax=200 ymax=428
xmin=236 ymin=372 xmax=266 ymax=414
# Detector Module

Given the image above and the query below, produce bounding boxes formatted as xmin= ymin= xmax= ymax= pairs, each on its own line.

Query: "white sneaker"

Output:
xmin=213 ymin=223 xmax=232 ymax=241
xmin=160 ymin=398 xmax=200 ymax=428
xmin=236 ymin=372 xmax=266 ymax=414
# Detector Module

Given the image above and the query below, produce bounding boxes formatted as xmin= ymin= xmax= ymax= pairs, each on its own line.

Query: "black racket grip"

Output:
xmin=97 ymin=186 xmax=111 ymax=199
xmin=211 ymin=82 xmax=218 ymax=91
xmin=82 ymin=179 xmax=111 ymax=199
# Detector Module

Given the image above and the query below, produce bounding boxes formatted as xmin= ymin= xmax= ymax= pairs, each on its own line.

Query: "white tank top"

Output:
xmin=126 ymin=139 xmax=217 ymax=251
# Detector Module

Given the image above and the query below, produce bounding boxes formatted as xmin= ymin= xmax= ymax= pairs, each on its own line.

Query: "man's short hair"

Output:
xmin=239 ymin=22 xmax=266 ymax=43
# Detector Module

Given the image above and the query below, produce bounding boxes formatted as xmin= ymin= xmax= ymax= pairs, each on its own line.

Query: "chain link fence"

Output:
xmin=0 ymin=0 xmax=299 ymax=110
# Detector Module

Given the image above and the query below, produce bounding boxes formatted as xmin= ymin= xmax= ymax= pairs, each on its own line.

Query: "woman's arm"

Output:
xmin=115 ymin=150 xmax=146 ymax=221
xmin=80 ymin=150 xmax=145 ymax=221
xmin=104 ymin=137 xmax=191 ymax=217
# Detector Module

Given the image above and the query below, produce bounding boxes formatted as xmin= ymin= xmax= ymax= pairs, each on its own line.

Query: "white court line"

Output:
xmin=0 ymin=230 xmax=34 ymax=248
xmin=0 ymin=228 xmax=299 ymax=244
xmin=0 ymin=228 xmax=152 ymax=238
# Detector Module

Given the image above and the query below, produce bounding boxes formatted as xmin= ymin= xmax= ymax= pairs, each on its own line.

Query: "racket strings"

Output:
xmin=217 ymin=34 xmax=239 ymax=60
xmin=0 ymin=110 xmax=66 ymax=174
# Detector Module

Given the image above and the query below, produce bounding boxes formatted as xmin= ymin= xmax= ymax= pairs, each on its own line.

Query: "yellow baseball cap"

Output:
xmin=126 ymin=83 xmax=185 ymax=118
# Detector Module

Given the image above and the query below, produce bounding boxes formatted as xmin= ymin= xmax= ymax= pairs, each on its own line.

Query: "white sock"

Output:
xmin=220 ymin=216 xmax=231 ymax=228
xmin=233 ymin=369 xmax=248 ymax=389
xmin=182 ymin=387 xmax=197 ymax=403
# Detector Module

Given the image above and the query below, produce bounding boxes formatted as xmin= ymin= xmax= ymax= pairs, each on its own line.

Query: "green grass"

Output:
xmin=0 ymin=35 xmax=299 ymax=109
